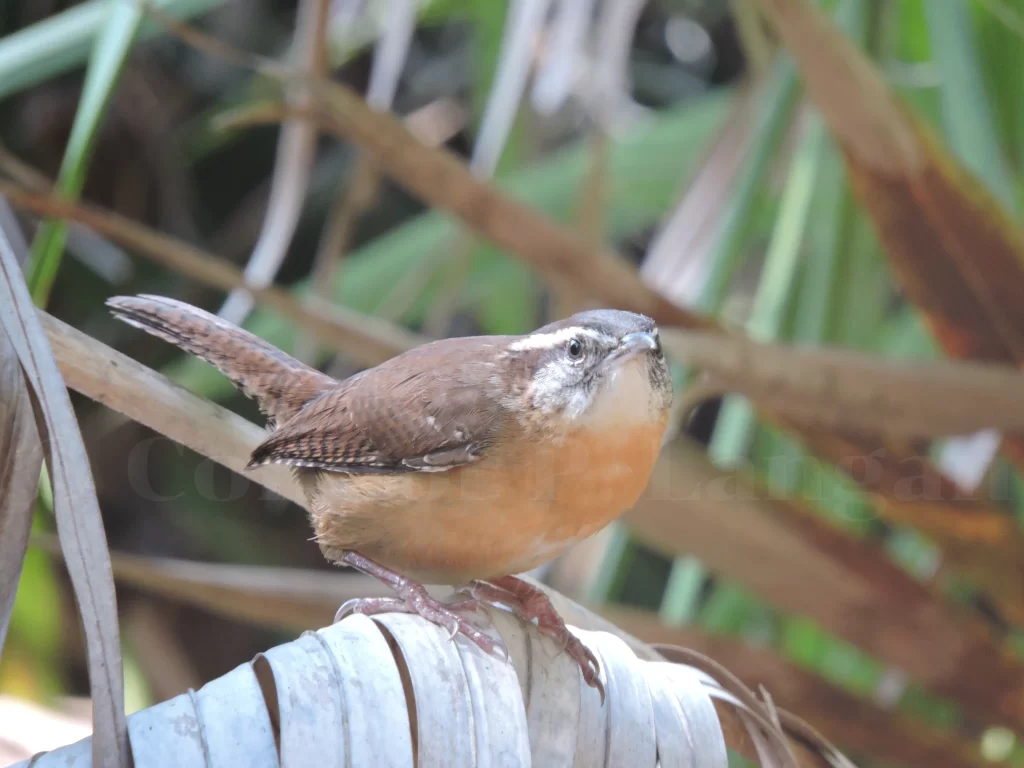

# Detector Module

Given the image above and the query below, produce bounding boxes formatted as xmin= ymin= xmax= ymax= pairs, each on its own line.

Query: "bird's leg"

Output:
xmin=334 ymin=551 xmax=502 ymax=657
xmin=464 ymin=576 xmax=604 ymax=702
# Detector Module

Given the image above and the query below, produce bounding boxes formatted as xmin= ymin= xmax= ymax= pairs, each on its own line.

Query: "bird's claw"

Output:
xmin=446 ymin=610 xmax=507 ymax=663
xmin=493 ymin=640 xmax=511 ymax=665
xmin=334 ymin=596 xmax=405 ymax=624
xmin=334 ymin=600 xmax=354 ymax=624
xmin=568 ymin=637 xmax=604 ymax=704
xmin=535 ymin=614 xmax=604 ymax=702
xmin=435 ymin=611 xmax=505 ymax=659
xmin=449 ymin=597 xmax=495 ymax=629
xmin=463 ymin=577 xmax=606 ymax=703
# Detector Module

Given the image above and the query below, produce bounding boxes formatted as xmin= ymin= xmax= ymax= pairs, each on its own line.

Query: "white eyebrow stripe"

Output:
xmin=509 ymin=326 xmax=616 ymax=351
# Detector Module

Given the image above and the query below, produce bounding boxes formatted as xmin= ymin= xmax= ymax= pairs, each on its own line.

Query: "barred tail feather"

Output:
xmin=107 ymin=294 xmax=335 ymax=425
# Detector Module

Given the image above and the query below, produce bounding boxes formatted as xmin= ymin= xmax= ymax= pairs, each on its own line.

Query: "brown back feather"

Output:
xmin=248 ymin=337 xmax=513 ymax=473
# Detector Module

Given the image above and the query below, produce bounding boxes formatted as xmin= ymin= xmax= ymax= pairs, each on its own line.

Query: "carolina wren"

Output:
xmin=108 ymin=295 xmax=672 ymax=697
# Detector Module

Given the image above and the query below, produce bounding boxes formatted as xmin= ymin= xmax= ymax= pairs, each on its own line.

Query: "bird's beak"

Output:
xmin=606 ymin=331 xmax=659 ymax=365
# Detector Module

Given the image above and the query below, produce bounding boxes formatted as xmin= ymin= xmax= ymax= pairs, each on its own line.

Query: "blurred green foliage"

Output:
xmin=2 ymin=0 xmax=1024 ymax=763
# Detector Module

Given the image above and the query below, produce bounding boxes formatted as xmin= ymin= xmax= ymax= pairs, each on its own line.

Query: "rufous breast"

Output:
xmin=306 ymin=415 xmax=666 ymax=584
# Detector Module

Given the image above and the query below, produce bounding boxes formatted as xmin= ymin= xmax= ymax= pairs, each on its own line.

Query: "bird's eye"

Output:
xmin=567 ymin=338 xmax=583 ymax=360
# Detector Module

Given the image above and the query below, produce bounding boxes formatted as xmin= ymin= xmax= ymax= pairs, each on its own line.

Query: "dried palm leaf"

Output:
xmin=0 ymin=204 xmax=128 ymax=766
xmin=12 ymin=602 xmax=850 ymax=767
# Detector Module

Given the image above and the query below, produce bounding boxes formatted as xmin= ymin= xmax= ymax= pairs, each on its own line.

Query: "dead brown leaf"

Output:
xmin=664 ymin=328 xmax=1024 ymax=438
xmin=0 ymin=181 xmax=423 ymax=367
xmin=753 ymin=0 xmax=1024 ymax=370
xmin=752 ymin=0 xmax=1024 ymax=617
xmin=0 ymin=330 xmax=39 ymax=652
xmin=628 ymin=439 xmax=1024 ymax=732
xmin=0 ymin=200 xmax=42 ymax=656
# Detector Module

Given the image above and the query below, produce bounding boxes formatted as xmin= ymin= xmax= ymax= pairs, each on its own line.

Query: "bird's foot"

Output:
xmin=335 ymin=551 xmax=504 ymax=660
xmin=464 ymin=576 xmax=604 ymax=703
xmin=336 ymin=590 xmax=502 ymax=658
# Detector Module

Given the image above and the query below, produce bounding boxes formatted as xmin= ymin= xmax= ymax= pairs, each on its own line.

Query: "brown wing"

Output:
xmin=246 ymin=337 xmax=510 ymax=473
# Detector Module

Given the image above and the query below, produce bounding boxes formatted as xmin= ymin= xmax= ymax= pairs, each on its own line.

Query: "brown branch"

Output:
xmin=662 ymin=328 xmax=1024 ymax=438
xmin=310 ymin=79 xmax=696 ymax=325
xmin=627 ymin=439 xmax=1024 ymax=733
xmin=0 ymin=182 xmax=423 ymax=368
xmin=19 ymin=53 xmax=1024 ymax=629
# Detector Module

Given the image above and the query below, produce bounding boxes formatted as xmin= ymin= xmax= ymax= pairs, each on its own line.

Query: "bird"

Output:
xmin=108 ymin=294 xmax=673 ymax=699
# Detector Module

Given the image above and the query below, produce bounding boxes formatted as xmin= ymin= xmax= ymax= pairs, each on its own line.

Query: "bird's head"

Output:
xmin=505 ymin=309 xmax=672 ymax=428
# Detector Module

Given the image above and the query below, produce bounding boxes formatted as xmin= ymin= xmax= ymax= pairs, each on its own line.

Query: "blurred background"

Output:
xmin=2 ymin=0 xmax=1024 ymax=765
